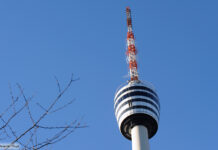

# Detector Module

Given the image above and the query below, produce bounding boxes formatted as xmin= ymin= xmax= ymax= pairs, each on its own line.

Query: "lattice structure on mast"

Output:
xmin=126 ymin=7 xmax=138 ymax=81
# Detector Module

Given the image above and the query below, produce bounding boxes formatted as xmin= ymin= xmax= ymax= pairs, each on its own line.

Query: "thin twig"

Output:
xmin=54 ymin=76 xmax=61 ymax=93
xmin=50 ymin=99 xmax=75 ymax=114
xmin=8 ymin=83 xmax=16 ymax=114
xmin=36 ymin=103 xmax=47 ymax=112
xmin=17 ymin=83 xmax=35 ymax=124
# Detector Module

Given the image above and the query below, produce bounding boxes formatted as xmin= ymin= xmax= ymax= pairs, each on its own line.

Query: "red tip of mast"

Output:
xmin=126 ymin=7 xmax=132 ymax=27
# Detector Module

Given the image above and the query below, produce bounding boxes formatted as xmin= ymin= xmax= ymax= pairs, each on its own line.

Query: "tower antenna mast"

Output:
xmin=126 ymin=7 xmax=138 ymax=81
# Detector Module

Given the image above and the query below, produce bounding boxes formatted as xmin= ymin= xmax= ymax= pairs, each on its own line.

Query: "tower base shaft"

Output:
xmin=131 ymin=125 xmax=150 ymax=150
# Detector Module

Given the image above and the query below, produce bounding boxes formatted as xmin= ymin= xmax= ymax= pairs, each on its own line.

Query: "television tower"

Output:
xmin=114 ymin=7 xmax=160 ymax=150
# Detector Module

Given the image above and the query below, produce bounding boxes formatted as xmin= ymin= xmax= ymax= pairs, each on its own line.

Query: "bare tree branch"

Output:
xmin=0 ymin=114 xmax=31 ymax=149
xmin=0 ymin=94 xmax=20 ymax=118
xmin=0 ymin=97 xmax=32 ymax=130
xmin=35 ymin=121 xmax=80 ymax=150
xmin=17 ymin=83 xmax=35 ymax=124
xmin=0 ymin=74 xmax=85 ymax=150
xmin=8 ymin=83 xmax=16 ymax=114
xmin=36 ymin=103 xmax=47 ymax=112
xmin=50 ymin=99 xmax=75 ymax=114
xmin=54 ymin=76 xmax=61 ymax=94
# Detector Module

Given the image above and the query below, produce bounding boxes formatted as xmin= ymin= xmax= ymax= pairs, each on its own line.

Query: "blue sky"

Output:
xmin=0 ymin=0 xmax=218 ymax=149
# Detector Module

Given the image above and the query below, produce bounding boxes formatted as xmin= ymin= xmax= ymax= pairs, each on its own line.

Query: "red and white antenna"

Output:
xmin=126 ymin=7 xmax=139 ymax=81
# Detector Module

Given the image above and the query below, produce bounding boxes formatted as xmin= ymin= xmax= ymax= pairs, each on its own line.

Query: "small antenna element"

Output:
xmin=126 ymin=7 xmax=138 ymax=81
